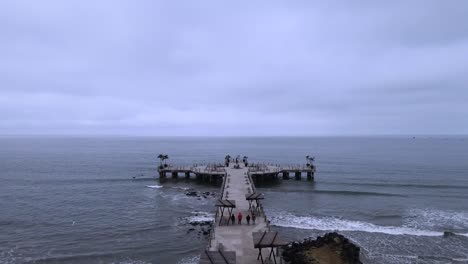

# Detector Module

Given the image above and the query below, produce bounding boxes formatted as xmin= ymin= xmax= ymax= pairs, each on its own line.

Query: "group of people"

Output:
xmin=230 ymin=212 xmax=256 ymax=225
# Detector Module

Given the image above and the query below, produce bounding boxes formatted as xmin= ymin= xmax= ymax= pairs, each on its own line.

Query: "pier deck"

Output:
xmin=207 ymin=163 xmax=277 ymax=264
xmin=158 ymin=163 xmax=315 ymax=183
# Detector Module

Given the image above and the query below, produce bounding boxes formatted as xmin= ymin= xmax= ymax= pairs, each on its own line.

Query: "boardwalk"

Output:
xmin=208 ymin=163 xmax=273 ymax=263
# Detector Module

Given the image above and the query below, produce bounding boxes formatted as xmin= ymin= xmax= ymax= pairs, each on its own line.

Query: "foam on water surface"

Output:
xmin=186 ymin=211 xmax=214 ymax=223
xmin=270 ymin=213 xmax=444 ymax=236
xmin=177 ymin=255 xmax=200 ymax=264
xmin=145 ymin=185 xmax=163 ymax=189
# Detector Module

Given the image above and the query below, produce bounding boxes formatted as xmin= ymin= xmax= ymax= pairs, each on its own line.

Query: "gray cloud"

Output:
xmin=1 ymin=0 xmax=468 ymax=136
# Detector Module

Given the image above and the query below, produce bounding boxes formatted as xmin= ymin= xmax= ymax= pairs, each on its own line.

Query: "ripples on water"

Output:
xmin=1 ymin=136 xmax=468 ymax=263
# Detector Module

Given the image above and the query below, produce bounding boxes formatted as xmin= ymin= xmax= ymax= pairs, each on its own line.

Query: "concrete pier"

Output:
xmin=207 ymin=163 xmax=273 ymax=263
xmin=158 ymin=162 xmax=315 ymax=184
xmin=157 ymin=158 xmax=316 ymax=263
xmin=158 ymin=164 xmax=225 ymax=184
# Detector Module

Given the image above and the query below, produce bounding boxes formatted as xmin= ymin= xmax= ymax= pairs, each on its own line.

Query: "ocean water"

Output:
xmin=1 ymin=136 xmax=467 ymax=263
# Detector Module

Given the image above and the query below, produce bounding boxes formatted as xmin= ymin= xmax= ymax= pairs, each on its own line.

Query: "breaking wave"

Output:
xmin=270 ymin=213 xmax=443 ymax=236
xmin=404 ymin=209 xmax=468 ymax=231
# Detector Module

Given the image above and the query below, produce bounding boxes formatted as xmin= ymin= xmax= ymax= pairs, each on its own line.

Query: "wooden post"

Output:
xmin=295 ymin=171 xmax=301 ymax=180
xmin=172 ymin=171 xmax=178 ymax=178
xmin=282 ymin=172 xmax=289 ymax=180
xmin=307 ymin=171 xmax=312 ymax=180
xmin=185 ymin=172 xmax=190 ymax=179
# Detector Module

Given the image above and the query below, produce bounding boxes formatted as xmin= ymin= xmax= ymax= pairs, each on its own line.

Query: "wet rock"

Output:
xmin=282 ymin=232 xmax=361 ymax=264
xmin=185 ymin=191 xmax=198 ymax=196
xmin=443 ymin=231 xmax=456 ymax=237
xmin=200 ymin=221 xmax=212 ymax=226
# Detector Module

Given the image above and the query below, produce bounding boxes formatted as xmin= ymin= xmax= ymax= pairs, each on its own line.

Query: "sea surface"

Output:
xmin=1 ymin=136 xmax=468 ymax=264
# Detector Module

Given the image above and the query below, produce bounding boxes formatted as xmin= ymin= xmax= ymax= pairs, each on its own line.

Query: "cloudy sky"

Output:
xmin=1 ymin=1 xmax=467 ymax=136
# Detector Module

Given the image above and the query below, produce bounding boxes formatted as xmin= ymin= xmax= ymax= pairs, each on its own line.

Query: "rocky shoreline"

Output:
xmin=185 ymin=189 xmax=217 ymax=199
xmin=282 ymin=232 xmax=362 ymax=264
xmin=187 ymin=219 xmax=213 ymax=237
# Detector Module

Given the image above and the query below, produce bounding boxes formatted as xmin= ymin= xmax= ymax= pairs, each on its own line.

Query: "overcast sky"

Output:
xmin=1 ymin=1 xmax=467 ymax=136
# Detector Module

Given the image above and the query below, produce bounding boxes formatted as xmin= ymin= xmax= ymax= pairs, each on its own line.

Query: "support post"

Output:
xmin=295 ymin=171 xmax=301 ymax=180
xmin=282 ymin=172 xmax=289 ymax=180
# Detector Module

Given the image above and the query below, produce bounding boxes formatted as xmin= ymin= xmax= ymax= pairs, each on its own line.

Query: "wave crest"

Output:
xmin=270 ymin=213 xmax=442 ymax=236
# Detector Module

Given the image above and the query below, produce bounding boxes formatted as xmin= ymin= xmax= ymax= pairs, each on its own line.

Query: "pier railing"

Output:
xmin=159 ymin=165 xmax=194 ymax=171
xmin=247 ymin=163 xmax=315 ymax=173
xmin=206 ymin=171 xmax=228 ymax=250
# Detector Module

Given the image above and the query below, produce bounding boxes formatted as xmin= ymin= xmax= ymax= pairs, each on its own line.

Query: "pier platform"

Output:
xmin=156 ymin=156 xmax=317 ymax=263
xmin=204 ymin=163 xmax=286 ymax=264
xmin=158 ymin=163 xmax=315 ymax=183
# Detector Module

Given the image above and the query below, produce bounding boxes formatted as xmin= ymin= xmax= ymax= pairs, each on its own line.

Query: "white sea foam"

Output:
xmin=177 ymin=255 xmax=200 ymax=264
xmin=172 ymin=186 xmax=191 ymax=191
xmin=146 ymin=185 xmax=163 ymax=189
xmin=186 ymin=211 xmax=214 ymax=223
xmin=270 ymin=213 xmax=443 ymax=236
xmin=404 ymin=209 xmax=468 ymax=230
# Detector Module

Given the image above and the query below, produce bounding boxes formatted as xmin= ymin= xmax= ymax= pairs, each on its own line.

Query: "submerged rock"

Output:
xmin=282 ymin=232 xmax=361 ymax=264
xmin=443 ymin=231 xmax=456 ymax=238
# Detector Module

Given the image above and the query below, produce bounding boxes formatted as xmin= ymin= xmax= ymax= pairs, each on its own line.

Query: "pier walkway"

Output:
xmin=206 ymin=163 xmax=276 ymax=264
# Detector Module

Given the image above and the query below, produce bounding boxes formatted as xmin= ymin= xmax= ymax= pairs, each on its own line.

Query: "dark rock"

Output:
xmin=281 ymin=232 xmax=362 ymax=264
xmin=443 ymin=231 xmax=456 ymax=237
xmin=185 ymin=191 xmax=198 ymax=196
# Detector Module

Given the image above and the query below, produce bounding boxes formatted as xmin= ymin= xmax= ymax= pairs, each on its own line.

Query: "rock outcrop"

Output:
xmin=282 ymin=232 xmax=362 ymax=264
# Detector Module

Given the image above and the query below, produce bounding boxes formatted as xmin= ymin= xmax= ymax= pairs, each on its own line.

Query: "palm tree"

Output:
xmin=306 ymin=155 xmax=314 ymax=166
xmin=157 ymin=154 xmax=165 ymax=169
xmin=225 ymin=155 xmax=231 ymax=166
xmin=243 ymin=156 xmax=249 ymax=166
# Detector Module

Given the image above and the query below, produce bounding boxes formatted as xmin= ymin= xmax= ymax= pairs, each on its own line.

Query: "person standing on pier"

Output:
xmin=252 ymin=213 xmax=256 ymax=224
xmin=230 ymin=214 xmax=235 ymax=225
xmin=246 ymin=214 xmax=251 ymax=225
xmin=237 ymin=212 xmax=243 ymax=224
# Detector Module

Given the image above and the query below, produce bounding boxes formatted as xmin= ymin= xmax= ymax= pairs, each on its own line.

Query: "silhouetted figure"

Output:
xmin=246 ymin=214 xmax=251 ymax=225
xmin=230 ymin=214 xmax=235 ymax=225
xmin=252 ymin=214 xmax=256 ymax=224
